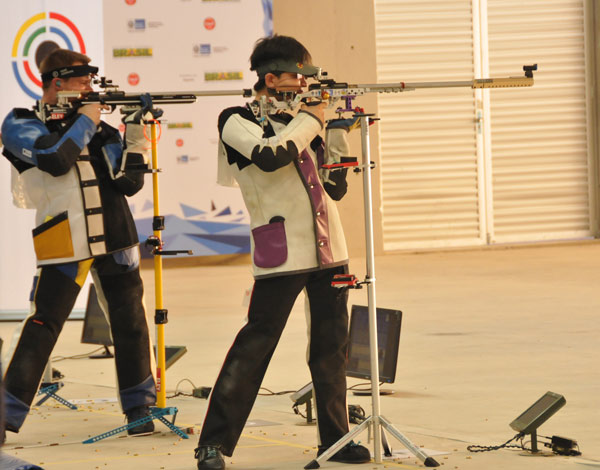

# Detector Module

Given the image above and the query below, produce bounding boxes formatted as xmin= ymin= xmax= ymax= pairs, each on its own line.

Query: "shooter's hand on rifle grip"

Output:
xmin=78 ymin=103 xmax=104 ymax=125
xmin=300 ymin=100 xmax=326 ymax=125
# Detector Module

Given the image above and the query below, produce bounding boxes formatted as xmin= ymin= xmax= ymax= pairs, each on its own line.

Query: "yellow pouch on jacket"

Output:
xmin=32 ymin=211 xmax=75 ymax=260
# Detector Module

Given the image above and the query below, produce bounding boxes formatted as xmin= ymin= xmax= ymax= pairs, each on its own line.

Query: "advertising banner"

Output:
xmin=102 ymin=0 xmax=272 ymax=260
xmin=0 ymin=0 xmax=272 ymax=314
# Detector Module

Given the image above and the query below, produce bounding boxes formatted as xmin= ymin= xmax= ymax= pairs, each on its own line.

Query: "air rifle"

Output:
xmin=270 ymin=64 xmax=537 ymax=116
xmin=46 ymin=77 xmax=200 ymax=121
xmin=194 ymin=63 xmax=536 ymax=117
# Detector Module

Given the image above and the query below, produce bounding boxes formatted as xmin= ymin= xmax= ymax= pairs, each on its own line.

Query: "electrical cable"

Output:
xmin=347 ymin=381 xmax=383 ymax=392
xmin=256 ymin=382 xmax=384 ymax=396
xmin=166 ymin=378 xmax=198 ymax=398
xmin=258 ymin=387 xmax=296 ymax=396
xmin=292 ymin=403 xmax=307 ymax=419
xmin=348 ymin=404 xmax=366 ymax=424
xmin=467 ymin=433 xmax=525 ymax=452
xmin=51 ymin=347 xmax=106 ymax=362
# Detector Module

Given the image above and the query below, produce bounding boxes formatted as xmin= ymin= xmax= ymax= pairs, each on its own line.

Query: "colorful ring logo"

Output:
xmin=11 ymin=12 xmax=86 ymax=100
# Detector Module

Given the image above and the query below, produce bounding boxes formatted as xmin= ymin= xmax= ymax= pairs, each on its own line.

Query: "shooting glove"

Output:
xmin=326 ymin=116 xmax=361 ymax=132
xmin=102 ymin=131 xmax=147 ymax=196
xmin=120 ymin=93 xmax=164 ymax=124
xmin=108 ymin=94 xmax=163 ymax=195
xmin=321 ymin=117 xmax=359 ymax=201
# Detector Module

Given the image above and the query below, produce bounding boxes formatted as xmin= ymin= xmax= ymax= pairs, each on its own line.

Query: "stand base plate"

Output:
xmin=352 ymin=389 xmax=394 ymax=396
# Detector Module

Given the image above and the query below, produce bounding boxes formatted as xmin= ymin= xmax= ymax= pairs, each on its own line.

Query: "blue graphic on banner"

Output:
xmin=262 ymin=0 xmax=273 ymax=36
xmin=134 ymin=202 xmax=250 ymax=258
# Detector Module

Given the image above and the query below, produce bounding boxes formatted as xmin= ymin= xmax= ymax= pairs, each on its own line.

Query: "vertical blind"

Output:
xmin=487 ymin=0 xmax=592 ymax=242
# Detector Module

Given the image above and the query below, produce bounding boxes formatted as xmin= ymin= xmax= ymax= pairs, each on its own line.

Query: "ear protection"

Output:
xmin=56 ymin=80 xmax=62 ymax=88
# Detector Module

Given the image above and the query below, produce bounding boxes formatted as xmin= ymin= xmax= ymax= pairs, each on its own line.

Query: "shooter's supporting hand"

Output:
xmin=107 ymin=94 xmax=161 ymax=196
xmin=326 ymin=116 xmax=361 ymax=132
xmin=121 ymin=93 xmax=164 ymax=124
xmin=322 ymin=118 xmax=358 ymax=200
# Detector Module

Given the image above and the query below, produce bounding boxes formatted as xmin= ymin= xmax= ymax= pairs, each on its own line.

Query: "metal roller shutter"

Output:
xmin=375 ymin=0 xmax=595 ymax=249
xmin=486 ymin=0 xmax=594 ymax=242
xmin=375 ymin=0 xmax=484 ymax=250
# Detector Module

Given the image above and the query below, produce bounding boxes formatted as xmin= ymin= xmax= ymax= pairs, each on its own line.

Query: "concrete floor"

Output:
xmin=1 ymin=242 xmax=599 ymax=470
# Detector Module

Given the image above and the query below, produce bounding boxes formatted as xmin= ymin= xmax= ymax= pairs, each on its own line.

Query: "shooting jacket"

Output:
xmin=1 ymin=106 xmax=145 ymax=266
xmin=217 ymin=105 xmax=349 ymax=279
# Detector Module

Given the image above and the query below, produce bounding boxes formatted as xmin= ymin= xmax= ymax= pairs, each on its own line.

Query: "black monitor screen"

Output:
xmin=80 ymin=285 xmax=186 ymax=369
xmin=346 ymin=305 xmax=402 ymax=383
xmin=81 ymin=284 xmax=113 ymax=346
xmin=510 ymin=391 xmax=566 ymax=434
xmin=153 ymin=345 xmax=188 ymax=370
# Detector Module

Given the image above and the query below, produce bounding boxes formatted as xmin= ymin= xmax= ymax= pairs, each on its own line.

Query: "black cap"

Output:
xmin=253 ymin=59 xmax=320 ymax=78
xmin=41 ymin=64 xmax=99 ymax=82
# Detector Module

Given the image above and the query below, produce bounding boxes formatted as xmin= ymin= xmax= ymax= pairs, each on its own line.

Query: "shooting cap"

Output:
xmin=41 ymin=64 xmax=99 ymax=82
xmin=254 ymin=59 xmax=320 ymax=78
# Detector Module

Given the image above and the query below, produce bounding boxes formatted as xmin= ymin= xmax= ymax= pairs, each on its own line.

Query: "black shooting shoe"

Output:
xmin=125 ymin=405 xmax=155 ymax=435
xmin=3 ymin=422 xmax=19 ymax=443
xmin=318 ymin=440 xmax=371 ymax=463
xmin=195 ymin=445 xmax=226 ymax=470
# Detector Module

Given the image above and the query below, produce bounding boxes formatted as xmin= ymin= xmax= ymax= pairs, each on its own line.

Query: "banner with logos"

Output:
xmin=103 ymin=0 xmax=272 ymax=261
xmin=0 ymin=0 xmax=272 ymax=314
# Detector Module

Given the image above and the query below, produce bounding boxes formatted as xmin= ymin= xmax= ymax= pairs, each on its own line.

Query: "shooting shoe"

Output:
xmin=195 ymin=445 xmax=225 ymax=470
xmin=125 ymin=405 xmax=155 ymax=435
xmin=3 ymin=422 xmax=19 ymax=443
xmin=318 ymin=440 xmax=371 ymax=464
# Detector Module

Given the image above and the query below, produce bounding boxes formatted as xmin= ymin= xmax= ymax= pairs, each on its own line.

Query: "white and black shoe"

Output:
xmin=195 ymin=445 xmax=226 ymax=470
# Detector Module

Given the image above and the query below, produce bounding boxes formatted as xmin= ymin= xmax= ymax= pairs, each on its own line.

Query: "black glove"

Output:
xmin=121 ymin=93 xmax=163 ymax=124
xmin=323 ymin=167 xmax=348 ymax=201
xmin=326 ymin=116 xmax=361 ymax=132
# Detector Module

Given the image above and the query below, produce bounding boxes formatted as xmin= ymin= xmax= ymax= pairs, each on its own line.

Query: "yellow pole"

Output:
xmin=150 ymin=121 xmax=167 ymax=409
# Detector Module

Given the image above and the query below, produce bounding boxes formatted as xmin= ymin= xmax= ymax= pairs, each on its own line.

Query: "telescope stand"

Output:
xmin=304 ymin=114 xmax=439 ymax=469
xmin=84 ymin=120 xmax=191 ymax=444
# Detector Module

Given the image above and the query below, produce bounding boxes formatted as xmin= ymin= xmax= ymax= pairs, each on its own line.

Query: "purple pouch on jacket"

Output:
xmin=252 ymin=219 xmax=288 ymax=268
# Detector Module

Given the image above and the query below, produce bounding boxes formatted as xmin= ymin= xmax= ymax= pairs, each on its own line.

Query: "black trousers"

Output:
xmin=199 ymin=265 xmax=350 ymax=456
xmin=4 ymin=251 xmax=154 ymax=427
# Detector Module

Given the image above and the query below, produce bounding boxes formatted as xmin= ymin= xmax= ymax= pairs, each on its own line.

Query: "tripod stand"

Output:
xmin=304 ymin=114 xmax=439 ymax=469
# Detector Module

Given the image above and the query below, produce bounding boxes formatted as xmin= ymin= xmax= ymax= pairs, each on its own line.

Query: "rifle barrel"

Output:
xmin=355 ymin=76 xmax=533 ymax=91
xmin=153 ymin=75 xmax=534 ymax=100
xmin=68 ymin=74 xmax=532 ymax=106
